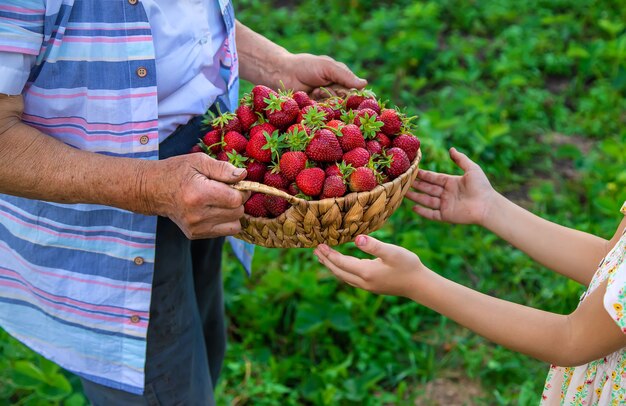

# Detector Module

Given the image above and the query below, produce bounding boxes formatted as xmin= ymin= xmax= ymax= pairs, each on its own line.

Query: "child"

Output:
xmin=314 ymin=147 xmax=626 ymax=405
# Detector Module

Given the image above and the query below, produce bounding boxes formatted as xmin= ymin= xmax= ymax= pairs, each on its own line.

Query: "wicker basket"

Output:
xmin=233 ymin=149 xmax=422 ymax=248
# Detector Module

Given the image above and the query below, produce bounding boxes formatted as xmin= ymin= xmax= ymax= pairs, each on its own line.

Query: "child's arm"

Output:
xmin=315 ymin=236 xmax=626 ymax=366
xmin=407 ymin=148 xmax=615 ymax=285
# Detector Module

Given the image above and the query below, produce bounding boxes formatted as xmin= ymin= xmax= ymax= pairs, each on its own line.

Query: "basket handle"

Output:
xmin=233 ymin=181 xmax=303 ymax=205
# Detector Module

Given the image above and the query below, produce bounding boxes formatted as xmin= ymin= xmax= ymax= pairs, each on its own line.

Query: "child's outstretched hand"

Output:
xmin=314 ymin=235 xmax=423 ymax=297
xmin=406 ymin=147 xmax=496 ymax=226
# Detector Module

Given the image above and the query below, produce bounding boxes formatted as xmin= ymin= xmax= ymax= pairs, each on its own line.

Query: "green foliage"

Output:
xmin=3 ymin=0 xmax=626 ymax=404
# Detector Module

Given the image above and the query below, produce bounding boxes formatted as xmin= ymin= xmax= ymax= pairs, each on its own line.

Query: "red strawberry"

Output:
xmin=392 ymin=134 xmax=421 ymax=162
xmin=338 ymin=124 xmax=366 ymax=152
xmin=288 ymin=182 xmax=300 ymax=196
xmin=286 ymin=123 xmax=311 ymax=136
xmin=223 ymin=131 xmax=247 ymax=154
xmin=292 ymin=91 xmax=314 ymax=109
xmin=245 ymin=160 xmax=267 ymax=182
xmin=263 ymin=171 xmax=289 ymax=189
xmin=349 ymin=167 xmax=378 ymax=192
xmin=301 ymin=104 xmax=330 ymax=128
xmin=296 ymin=167 xmax=326 ymax=196
xmin=353 ymin=108 xmax=379 ymax=127
xmin=345 ymin=94 xmax=366 ymax=110
xmin=202 ymin=129 xmax=222 ymax=153
xmin=246 ymin=131 xmax=272 ymax=163
xmin=264 ymin=194 xmax=289 ymax=217
xmin=320 ymin=175 xmax=346 ymax=199
xmin=236 ymin=104 xmax=257 ymax=133
xmin=216 ymin=151 xmax=229 ymax=161
xmin=357 ymin=98 xmax=381 ymax=114
xmin=211 ymin=112 xmax=242 ymax=134
xmin=375 ymin=132 xmax=391 ymax=148
xmin=385 ymin=147 xmax=411 ymax=179
xmin=366 ymin=140 xmax=382 ymax=155
xmin=305 ymin=129 xmax=343 ymax=162
xmin=279 ymin=151 xmax=308 ymax=181
xmin=190 ymin=144 xmax=203 ymax=153
xmin=317 ymin=104 xmax=335 ymax=121
xmin=244 ymin=193 xmax=268 ymax=217
xmin=342 ymin=147 xmax=370 ymax=168
xmin=326 ymin=97 xmax=344 ymax=119
xmin=325 ymin=164 xmax=342 ymax=177
xmin=249 ymin=123 xmax=277 ymax=139
xmin=252 ymin=85 xmax=277 ymax=112
xmin=379 ymin=108 xmax=402 ymax=136
xmin=326 ymin=119 xmax=344 ymax=130
xmin=264 ymin=94 xmax=299 ymax=129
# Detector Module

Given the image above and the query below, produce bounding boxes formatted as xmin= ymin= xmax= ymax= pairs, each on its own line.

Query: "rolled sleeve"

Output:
xmin=0 ymin=0 xmax=45 ymax=56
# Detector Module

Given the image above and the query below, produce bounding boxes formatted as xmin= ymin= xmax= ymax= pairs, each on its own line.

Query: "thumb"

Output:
xmin=324 ymin=60 xmax=368 ymax=90
xmin=200 ymin=155 xmax=247 ymax=184
xmin=354 ymin=235 xmax=399 ymax=261
xmin=449 ymin=147 xmax=480 ymax=173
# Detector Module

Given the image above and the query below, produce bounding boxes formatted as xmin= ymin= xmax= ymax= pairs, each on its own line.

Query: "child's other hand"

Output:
xmin=406 ymin=147 xmax=496 ymax=226
xmin=314 ymin=235 xmax=423 ymax=297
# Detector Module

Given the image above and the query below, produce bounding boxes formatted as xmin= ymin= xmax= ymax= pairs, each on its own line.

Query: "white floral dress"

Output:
xmin=541 ymin=202 xmax=626 ymax=405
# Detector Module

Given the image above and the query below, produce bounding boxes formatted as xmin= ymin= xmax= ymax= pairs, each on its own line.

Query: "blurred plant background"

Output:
xmin=2 ymin=0 xmax=626 ymax=404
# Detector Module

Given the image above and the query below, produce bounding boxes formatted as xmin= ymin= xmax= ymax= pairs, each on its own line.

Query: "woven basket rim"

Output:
xmin=237 ymin=148 xmax=422 ymax=224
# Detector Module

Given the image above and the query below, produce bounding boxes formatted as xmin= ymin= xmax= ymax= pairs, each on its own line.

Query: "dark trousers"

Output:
xmin=82 ymin=116 xmax=226 ymax=405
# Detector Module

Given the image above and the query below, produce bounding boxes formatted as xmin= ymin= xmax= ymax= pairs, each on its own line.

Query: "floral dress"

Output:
xmin=541 ymin=202 xmax=626 ymax=405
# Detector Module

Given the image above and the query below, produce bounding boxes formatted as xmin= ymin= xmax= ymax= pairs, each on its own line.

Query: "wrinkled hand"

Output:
xmin=147 ymin=153 xmax=250 ymax=239
xmin=278 ymin=53 xmax=367 ymax=99
xmin=406 ymin=148 xmax=496 ymax=226
xmin=314 ymin=235 xmax=423 ymax=297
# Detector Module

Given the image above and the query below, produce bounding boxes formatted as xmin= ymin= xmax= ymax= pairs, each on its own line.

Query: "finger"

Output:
xmin=315 ymin=248 xmax=365 ymax=287
xmin=405 ymin=190 xmax=441 ymax=210
xmin=449 ymin=147 xmax=480 ymax=173
xmin=200 ymin=180 xmax=246 ymax=209
xmin=353 ymin=235 xmax=403 ymax=262
xmin=322 ymin=59 xmax=367 ymax=90
xmin=315 ymin=244 xmax=368 ymax=277
xmin=412 ymin=205 xmax=443 ymax=221
xmin=199 ymin=154 xmax=247 ymax=184
xmin=411 ymin=179 xmax=444 ymax=198
xmin=192 ymin=220 xmax=242 ymax=239
xmin=415 ymin=170 xmax=448 ymax=187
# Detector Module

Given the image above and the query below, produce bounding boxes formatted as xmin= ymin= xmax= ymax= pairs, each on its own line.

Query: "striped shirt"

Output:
xmin=0 ymin=0 xmax=251 ymax=394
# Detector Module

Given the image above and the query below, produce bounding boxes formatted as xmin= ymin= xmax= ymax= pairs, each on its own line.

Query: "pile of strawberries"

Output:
xmin=190 ymin=87 xmax=421 ymax=218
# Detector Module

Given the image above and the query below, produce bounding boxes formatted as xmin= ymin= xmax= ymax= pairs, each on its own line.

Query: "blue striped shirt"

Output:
xmin=0 ymin=0 xmax=252 ymax=394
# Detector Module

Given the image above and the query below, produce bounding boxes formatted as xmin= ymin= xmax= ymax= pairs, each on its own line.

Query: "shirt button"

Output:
xmin=134 ymin=256 xmax=144 ymax=265
xmin=130 ymin=315 xmax=140 ymax=323
xmin=136 ymin=67 xmax=148 ymax=78
xmin=199 ymin=36 xmax=208 ymax=45
xmin=139 ymin=135 xmax=149 ymax=145
xmin=128 ymin=0 xmax=138 ymax=5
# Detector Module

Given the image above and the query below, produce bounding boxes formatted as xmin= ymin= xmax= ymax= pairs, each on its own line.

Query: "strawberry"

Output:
xmin=223 ymin=131 xmax=247 ymax=154
xmin=357 ymin=98 xmax=381 ymax=114
xmin=326 ymin=97 xmax=344 ymax=119
xmin=244 ymin=193 xmax=268 ymax=217
xmin=288 ymin=182 xmax=300 ymax=196
xmin=202 ymin=129 xmax=222 ymax=153
xmin=246 ymin=131 xmax=272 ymax=163
xmin=252 ymin=85 xmax=277 ymax=112
xmin=208 ymin=112 xmax=242 ymax=134
xmin=264 ymin=171 xmax=289 ymax=189
xmin=236 ymin=104 xmax=257 ymax=133
xmin=349 ymin=167 xmax=378 ymax=192
xmin=392 ymin=134 xmax=421 ymax=162
xmin=379 ymin=108 xmax=402 ymax=136
xmin=375 ymin=132 xmax=391 ymax=148
xmin=301 ymin=104 xmax=329 ymax=129
xmin=296 ymin=167 xmax=326 ymax=197
xmin=216 ymin=151 xmax=229 ymax=161
xmin=366 ymin=140 xmax=382 ymax=155
xmin=305 ymin=129 xmax=343 ymax=163
xmin=249 ymin=122 xmax=277 ymax=139
xmin=326 ymin=119 xmax=344 ymax=130
xmin=325 ymin=164 xmax=342 ymax=177
xmin=245 ymin=160 xmax=267 ymax=182
xmin=279 ymin=151 xmax=308 ymax=181
xmin=320 ymin=175 xmax=346 ymax=199
xmin=317 ymin=104 xmax=335 ymax=121
xmin=338 ymin=124 xmax=366 ymax=152
xmin=385 ymin=147 xmax=411 ymax=179
xmin=264 ymin=194 xmax=289 ymax=217
xmin=354 ymin=108 xmax=379 ymax=127
xmin=190 ymin=144 xmax=203 ymax=153
xmin=286 ymin=123 xmax=311 ymax=136
xmin=292 ymin=91 xmax=314 ymax=109
xmin=354 ymin=109 xmax=384 ymax=139
xmin=342 ymin=147 xmax=370 ymax=168
xmin=264 ymin=94 xmax=299 ymax=129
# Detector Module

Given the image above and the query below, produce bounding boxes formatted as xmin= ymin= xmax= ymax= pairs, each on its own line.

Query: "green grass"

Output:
xmin=2 ymin=0 xmax=626 ymax=404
